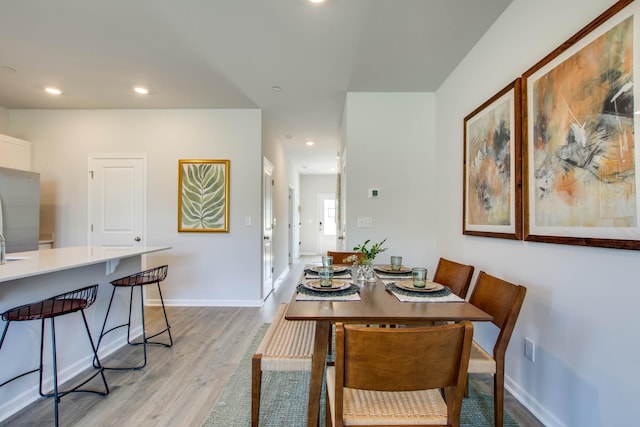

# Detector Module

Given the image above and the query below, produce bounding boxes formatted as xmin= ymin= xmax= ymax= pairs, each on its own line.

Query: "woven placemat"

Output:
xmin=373 ymin=267 xmax=412 ymax=276
xmin=385 ymin=282 xmax=452 ymax=298
xmin=296 ymin=283 xmax=359 ymax=297
xmin=304 ymin=269 xmax=351 ymax=276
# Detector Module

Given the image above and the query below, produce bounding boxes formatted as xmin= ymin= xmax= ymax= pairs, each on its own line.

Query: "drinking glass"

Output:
xmin=390 ymin=256 xmax=402 ymax=271
xmin=321 ymin=256 xmax=333 ymax=268
xmin=318 ymin=267 xmax=334 ymax=287
xmin=412 ymin=268 xmax=427 ymax=288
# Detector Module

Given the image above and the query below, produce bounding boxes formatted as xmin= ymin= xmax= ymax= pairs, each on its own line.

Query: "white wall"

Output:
xmin=299 ymin=174 xmax=337 ymax=255
xmin=436 ymin=0 xmax=639 ymax=426
xmin=263 ymin=132 xmax=296 ymax=283
xmin=0 ymin=107 xmax=8 ymax=134
xmin=9 ymin=109 xmax=264 ymax=305
xmin=344 ymin=92 xmax=437 ymax=269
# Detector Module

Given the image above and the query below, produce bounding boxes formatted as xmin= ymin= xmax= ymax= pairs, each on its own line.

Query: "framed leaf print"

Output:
xmin=522 ymin=0 xmax=640 ymax=250
xmin=463 ymin=79 xmax=522 ymax=240
xmin=178 ymin=159 xmax=230 ymax=232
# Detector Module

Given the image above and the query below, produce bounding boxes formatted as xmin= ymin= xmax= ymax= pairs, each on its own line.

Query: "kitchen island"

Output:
xmin=0 ymin=245 xmax=171 ymax=422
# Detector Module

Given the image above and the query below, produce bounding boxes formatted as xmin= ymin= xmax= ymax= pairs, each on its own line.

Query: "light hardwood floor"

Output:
xmin=0 ymin=257 xmax=543 ymax=426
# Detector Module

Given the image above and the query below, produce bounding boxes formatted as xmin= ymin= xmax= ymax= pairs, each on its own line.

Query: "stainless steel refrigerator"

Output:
xmin=0 ymin=166 xmax=40 ymax=253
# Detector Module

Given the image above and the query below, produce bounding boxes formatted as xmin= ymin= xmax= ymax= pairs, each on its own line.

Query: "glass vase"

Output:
xmin=363 ymin=262 xmax=376 ymax=282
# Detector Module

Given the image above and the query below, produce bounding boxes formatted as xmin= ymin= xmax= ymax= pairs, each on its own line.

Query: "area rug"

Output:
xmin=201 ymin=324 xmax=519 ymax=427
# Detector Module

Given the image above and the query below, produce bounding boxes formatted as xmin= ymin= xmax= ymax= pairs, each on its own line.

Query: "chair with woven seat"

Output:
xmin=467 ymin=271 xmax=527 ymax=427
xmin=326 ymin=321 xmax=473 ymax=427
xmin=432 ymin=257 xmax=475 ymax=299
xmin=0 ymin=284 xmax=109 ymax=426
xmin=94 ymin=264 xmax=172 ymax=370
xmin=326 ymin=251 xmax=365 ymax=265
xmin=252 ymin=303 xmax=315 ymax=427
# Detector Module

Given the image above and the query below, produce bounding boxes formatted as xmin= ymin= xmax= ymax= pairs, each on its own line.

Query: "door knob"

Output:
xmin=134 ymin=236 xmax=141 ymax=242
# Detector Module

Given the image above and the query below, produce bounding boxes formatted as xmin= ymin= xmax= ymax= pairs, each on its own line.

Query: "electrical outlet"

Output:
xmin=524 ymin=337 xmax=536 ymax=362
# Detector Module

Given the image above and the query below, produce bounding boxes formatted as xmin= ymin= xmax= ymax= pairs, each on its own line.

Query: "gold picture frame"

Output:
xmin=178 ymin=159 xmax=230 ymax=232
xmin=463 ymin=79 xmax=522 ymax=240
xmin=522 ymin=0 xmax=640 ymax=250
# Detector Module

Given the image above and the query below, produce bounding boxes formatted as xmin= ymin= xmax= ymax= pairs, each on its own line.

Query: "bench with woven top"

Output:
xmin=251 ymin=303 xmax=315 ymax=427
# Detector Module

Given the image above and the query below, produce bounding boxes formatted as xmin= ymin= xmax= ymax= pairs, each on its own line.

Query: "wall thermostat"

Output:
xmin=368 ymin=188 xmax=380 ymax=198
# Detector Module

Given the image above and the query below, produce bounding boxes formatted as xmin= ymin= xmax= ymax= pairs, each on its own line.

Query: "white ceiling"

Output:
xmin=0 ymin=0 xmax=512 ymax=174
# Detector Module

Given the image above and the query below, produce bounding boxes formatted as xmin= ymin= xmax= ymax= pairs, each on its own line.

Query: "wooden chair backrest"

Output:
xmin=469 ymin=271 xmax=527 ymax=360
xmin=335 ymin=322 xmax=473 ymax=393
xmin=432 ymin=257 xmax=475 ymax=298
xmin=326 ymin=251 xmax=365 ymax=265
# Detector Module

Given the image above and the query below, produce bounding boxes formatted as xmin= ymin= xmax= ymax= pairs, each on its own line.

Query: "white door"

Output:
xmin=262 ymin=158 xmax=274 ymax=299
xmin=316 ymin=192 xmax=336 ymax=254
xmin=88 ymin=155 xmax=146 ymax=246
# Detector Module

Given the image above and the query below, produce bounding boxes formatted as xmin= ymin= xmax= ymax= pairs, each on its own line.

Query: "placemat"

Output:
xmin=295 ymin=283 xmax=361 ymax=301
xmin=383 ymin=280 xmax=463 ymax=303
xmin=304 ymin=268 xmax=352 ymax=277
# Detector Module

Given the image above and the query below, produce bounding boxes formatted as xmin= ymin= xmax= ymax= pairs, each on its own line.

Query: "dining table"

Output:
xmin=285 ymin=264 xmax=493 ymax=427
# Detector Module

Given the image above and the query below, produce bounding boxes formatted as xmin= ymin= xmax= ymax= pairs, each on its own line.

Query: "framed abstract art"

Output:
xmin=178 ymin=159 xmax=230 ymax=232
xmin=464 ymin=79 xmax=522 ymax=240
xmin=522 ymin=0 xmax=640 ymax=250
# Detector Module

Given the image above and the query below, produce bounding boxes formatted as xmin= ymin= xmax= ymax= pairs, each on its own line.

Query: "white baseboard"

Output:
xmin=273 ymin=266 xmax=290 ymax=291
xmin=505 ymin=375 xmax=565 ymax=427
xmin=146 ymin=298 xmax=264 ymax=307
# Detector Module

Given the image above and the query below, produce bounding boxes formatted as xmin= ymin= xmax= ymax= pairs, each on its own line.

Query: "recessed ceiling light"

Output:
xmin=2 ymin=65 xmax=17 ymax=73
xmin=309 ymin=0 xmax=326 ymax=3
xmin=45 ymin=87 xmax=62 ymax=95
xmin=272 ymin=85 xmax=281 ymax=92
xmin=134 ymin=86 xmax=149 ymax=95
xmin=306 ymin=141 xmax=315 ymax=146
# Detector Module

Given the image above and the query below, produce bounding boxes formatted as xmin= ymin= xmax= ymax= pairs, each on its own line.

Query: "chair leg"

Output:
xmin=251 ymin=355 xmax=262 ymax=427
xmin=0 ymin=321 xmax=10 ymax=351
xmin=129 ymin=285 xmax=148 ymax=369
xmin=80 ymin=309 xmax=110 ymax=396
xmin=143 ymin=282 xmax=173 ymax=347
xmin=93 ymin=286 xmax=118 ymax=368
xmin=38 ymin=318 xmax=47 ymax=397
xmin=50 ymin=317 xmax=60 ymax=427
xmin=494 ymin=368 xmax=504 ymax=427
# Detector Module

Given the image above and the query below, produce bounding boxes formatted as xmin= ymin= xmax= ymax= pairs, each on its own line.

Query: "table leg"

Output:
xmin=307 ymin=320 xmax=330 ymax=427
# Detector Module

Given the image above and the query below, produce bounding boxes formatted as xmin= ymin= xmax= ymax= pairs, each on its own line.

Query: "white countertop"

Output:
xmin=0 ymin=246 xmax=171 ymax=283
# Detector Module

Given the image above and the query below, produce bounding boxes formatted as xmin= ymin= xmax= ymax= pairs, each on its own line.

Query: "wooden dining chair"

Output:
xmin=326 ymin=321 xmax=473 ymax=427
xmin=326 ymin=251 xmax=365 ymax=265
xmin=432 ymin=257 xmax=475 ymax=299
xmin=467 ymin=271 xmax=527 ymax=427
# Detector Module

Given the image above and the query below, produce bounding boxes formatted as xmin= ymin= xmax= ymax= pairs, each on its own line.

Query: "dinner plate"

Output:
xmin=304 ymin=280 xmax=351 ymax=292
xmin=394 ymin=280 xmax=444 ymax=293
xmin=308 ymin=265 xmax=349 ymax=274
xmin=374 ymin=265 xmax=412 ymax=274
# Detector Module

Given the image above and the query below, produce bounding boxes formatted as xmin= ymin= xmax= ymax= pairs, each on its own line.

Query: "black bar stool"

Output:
xmin=0 ymin=284 xmax=109 ymax=426
xmin=94 ymin=265 xmax=172 ymax=370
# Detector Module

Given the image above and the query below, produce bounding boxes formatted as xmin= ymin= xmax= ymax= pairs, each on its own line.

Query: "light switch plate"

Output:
xmin=357 ymin=216 xmax=372 ymax=228
xmin=524 ymin=337 xmax=536 ymax=362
